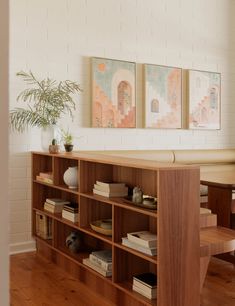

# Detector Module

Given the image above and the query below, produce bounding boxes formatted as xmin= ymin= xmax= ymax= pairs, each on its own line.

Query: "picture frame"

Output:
xmin=91 ymin=57 xmax=136 ymax=128
xmin=144 ymin=64 xmax=182 ymax=129
xmin=188 ymin=69 xmax=221 ymax=130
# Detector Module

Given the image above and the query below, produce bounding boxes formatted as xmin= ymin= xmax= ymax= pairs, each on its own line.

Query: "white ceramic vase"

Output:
xmin=41 ymin=124 xmax=61 ymax=151
xmin=63 ymin=166 xmax=78 ymax=189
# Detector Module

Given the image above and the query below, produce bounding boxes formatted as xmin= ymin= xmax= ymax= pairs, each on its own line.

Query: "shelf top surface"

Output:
xmin=32 ymin=151 xmax=199 ymax=171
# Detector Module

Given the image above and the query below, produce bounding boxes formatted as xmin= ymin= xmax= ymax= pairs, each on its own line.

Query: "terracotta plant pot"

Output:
xmin=49 ymin=144 xmax=60 ymax=154
xmin=64 ymin=144 xmax=73 ymax=152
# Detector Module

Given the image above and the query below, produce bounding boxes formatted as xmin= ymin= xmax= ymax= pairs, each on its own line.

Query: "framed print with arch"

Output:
xmin=188 ymin=70 xmax=221 ymax=130
xmin=92 ymin=57 xmax=136 ymax=128
xmin=144 ymin=64 xmax=182 ymax=129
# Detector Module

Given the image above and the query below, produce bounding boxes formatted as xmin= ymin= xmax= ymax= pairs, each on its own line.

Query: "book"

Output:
xmin=44 ymin=202 xmax=64 ymax=213
xmin=132 ymin=284 xmax=156 ymax=299
xmin=93 ymin=188 xmax=128 ymax=198
xmin=36 ymin=175 xmax=53 ymax=184
xmin=133 ymin=272 xmax=157 ymax=288
xmin=46 ymin=198 xmax=70 ymax=205
xmin=62 ymin=210 xmax=79 ymax=222
xmin=82 ymin=258 xmax=112 ymax=277
xmin=89 ymin=254 xmax=112 ymax=272
xmin=122 ymin=238 xmax=157 ymax=256
xmin=91 ymin=249 xmax=112 ymax=262
xmin=95 ymin=181 xmax=126 ymax=192
xmin=39 ymin=172 xmax=53 ymax=179
xmin=127 ymin=231 xmax=157 ymax=248
xmin=63 ymin=202 xmax=78 ymax=213
xmin=35 ymin=212 xmax=52 ymax=239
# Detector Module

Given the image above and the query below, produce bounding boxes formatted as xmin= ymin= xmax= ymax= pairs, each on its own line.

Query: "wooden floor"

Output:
xmin=10 ymin=252 xmax=235 ymax=306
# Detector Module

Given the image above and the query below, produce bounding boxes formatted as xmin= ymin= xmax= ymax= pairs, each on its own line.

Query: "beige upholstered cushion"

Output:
xmin=87 ymin=150 xmax=175 ymax=163
xmin=174 ymin=149 xmax=235 ymax=164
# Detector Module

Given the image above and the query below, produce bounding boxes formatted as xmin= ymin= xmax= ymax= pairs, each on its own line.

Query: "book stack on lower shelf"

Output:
xmin=36 ymin=172 xmax=53 ymax=184
xmin=35 ymin=212 xmax=52 ymax=240
xmin=44 ymin=198 xmax=70 ymax=214
xmin=83 ymin=249 xmax=112 ymax=277
xmin=62 ymin=202 xmax=79 ymax=223
xmin=133 ymin=272 xmax=157 ymax=300
xmin=122 ymin=231 xmax=157 ymax=256
xmin=93 ymin=181 xmax=128 ymax=198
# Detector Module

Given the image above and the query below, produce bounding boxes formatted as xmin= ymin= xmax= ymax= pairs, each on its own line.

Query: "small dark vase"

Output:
xmin=64 ymin=144 xmax=73 ymax=152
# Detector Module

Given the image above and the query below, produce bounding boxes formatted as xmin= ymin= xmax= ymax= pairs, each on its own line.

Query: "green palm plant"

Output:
xmin=10 ymin=71 xmax=82 ymax=132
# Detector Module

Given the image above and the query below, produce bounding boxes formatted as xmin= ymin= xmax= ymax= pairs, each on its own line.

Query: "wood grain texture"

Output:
xmin=207 ymin=186 xmax=232 ymax=227
xmin=158 ymin=168 xmax=200 ymax=306
xmin=200 ymin=226 xmax=235 ymax=257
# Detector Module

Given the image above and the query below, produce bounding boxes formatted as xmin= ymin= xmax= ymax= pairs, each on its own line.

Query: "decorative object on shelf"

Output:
xmin=61 ymin=128 xmax=74 ymax=152
xmin=90 ymin=219 xmax=112 ymax=236
xmin=63 ymin=166 xmax=78 ymax=189
xmin=132 ymin=187 xmax=143 ymax=204
xmin=144 ymin=64 xmax=182 ymax=129
xmin=188 ymin=70 xmax=221 ymax=130
xmin=48 ymin=138 xmax=60 ymax=154
xmin=123 ymin=195 xmax=157 ymax=210
xmin=41 ymin=124 xmax=61 ymax=151
xmin=9 ymin=71 xmax=82 ymax=150
xmin=92 ymin=57 xmax=136 ymax=128
xmin=65 ymin=231 xmax=81 ymax=253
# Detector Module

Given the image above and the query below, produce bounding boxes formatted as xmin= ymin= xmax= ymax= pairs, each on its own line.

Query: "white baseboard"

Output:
xmin=10 ymin=240 xmax=36 ymax=255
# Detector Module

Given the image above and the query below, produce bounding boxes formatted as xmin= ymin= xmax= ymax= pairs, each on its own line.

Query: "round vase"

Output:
xmin=63 ymin=166 xmax=78 ymax=189
xmin=41 ymin=124 xmax=61 ymax=151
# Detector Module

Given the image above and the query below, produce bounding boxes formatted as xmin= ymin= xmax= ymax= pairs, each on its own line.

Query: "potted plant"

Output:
xmin=61 ymin=129 xmax=74 ymax=152
xmin=49 ymin=139 xmax=60 ymax=154
xmin=10 ymin=71 xmax=82 ymax=150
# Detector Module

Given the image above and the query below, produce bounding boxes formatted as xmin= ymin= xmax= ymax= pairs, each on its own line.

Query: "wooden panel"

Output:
xmin=113 ymin=166 xmax=158 ymax=197
xmin=207 ymin=186 xmax=232 ymax=227
xmin=200 ymin=256 xmax=210 ymax=292
xmin=79 ymin=161 xmax=113 ymax=193
xmin=79 ymin=196 xmax=112 ymax=228
xmin=158 ymin=168 xmax=200 ymax=306
xmin=113 ymin=206 xmax=154 ymax=243
xmin=32 ymin=153 xmax=52 ymax=180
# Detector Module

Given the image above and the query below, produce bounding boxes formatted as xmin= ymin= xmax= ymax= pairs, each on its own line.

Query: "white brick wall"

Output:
xmin=9 ymin=0 xmax=235 ymax=252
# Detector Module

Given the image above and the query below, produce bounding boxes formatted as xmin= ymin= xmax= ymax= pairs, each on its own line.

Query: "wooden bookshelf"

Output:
xmin=32 ymin=151 xmax=200 ymax=306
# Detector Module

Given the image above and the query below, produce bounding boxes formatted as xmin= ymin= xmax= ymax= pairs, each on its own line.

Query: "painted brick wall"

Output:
xmin=9 ymin=0 xmax=235 ymax=252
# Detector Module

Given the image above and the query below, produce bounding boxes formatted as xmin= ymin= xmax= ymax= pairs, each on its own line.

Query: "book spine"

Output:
xmin=82 ymin=258 xmax=112 ymax=277
xmin=89 ymin=254 xmax=112 ymax=271
xmin=36 ymin=176 xmax=53 ymax=184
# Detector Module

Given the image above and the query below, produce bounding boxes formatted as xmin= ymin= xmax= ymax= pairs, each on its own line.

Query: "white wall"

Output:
xmin=0 ymin=0 xmax=9 ymax=304
xmin=9 ymin=0 xmax=235 ymax=252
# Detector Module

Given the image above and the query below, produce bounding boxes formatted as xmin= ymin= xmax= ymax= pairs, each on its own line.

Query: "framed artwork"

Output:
xmin=92 ymin=57 xmax=136 ymax=128
xmin=188 ymin=70 xmax=221 ymax=130
xmin=144 ymin=64 xmax=182 ymax=129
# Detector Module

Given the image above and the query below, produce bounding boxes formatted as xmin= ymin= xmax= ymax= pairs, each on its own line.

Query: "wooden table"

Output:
xmin=201 ymin=170 xmax=235 ymax=228
xmin=201 ymin=170 xmax=235 ymax=263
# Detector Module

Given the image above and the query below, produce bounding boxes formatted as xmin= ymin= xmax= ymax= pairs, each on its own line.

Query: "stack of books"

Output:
xmin=36 ymin=172 xmax=53 ymax=184
xmin=133 ymin=272 xmax=157 ymax=300
xmin=44 ymin=198 xmax=70 ymax=213
xmin=82 ymin=249 xmax=112 ymax=277
xmin=62 ymin=202 xmax=79 ymax=223
xmin=35 ymin=212 xmax=52 ymax=240
xmin=93 ymin=181 xmax=128 ymax=198
xmin=122 ymin=230 xmax=157 ymax=256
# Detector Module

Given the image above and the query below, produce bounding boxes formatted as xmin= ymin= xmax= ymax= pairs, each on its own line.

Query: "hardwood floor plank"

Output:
xmin=10 ymin=252 xmax=115 ymax=306
xmin=10 ymin=252 xmax=235 ymax=306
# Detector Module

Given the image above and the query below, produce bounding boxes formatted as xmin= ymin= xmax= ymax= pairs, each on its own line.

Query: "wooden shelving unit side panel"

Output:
xmin=31 ymin=153 xmax=52 ymax=180
xmin=157 ymin=168 xmax=200 ymax=306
